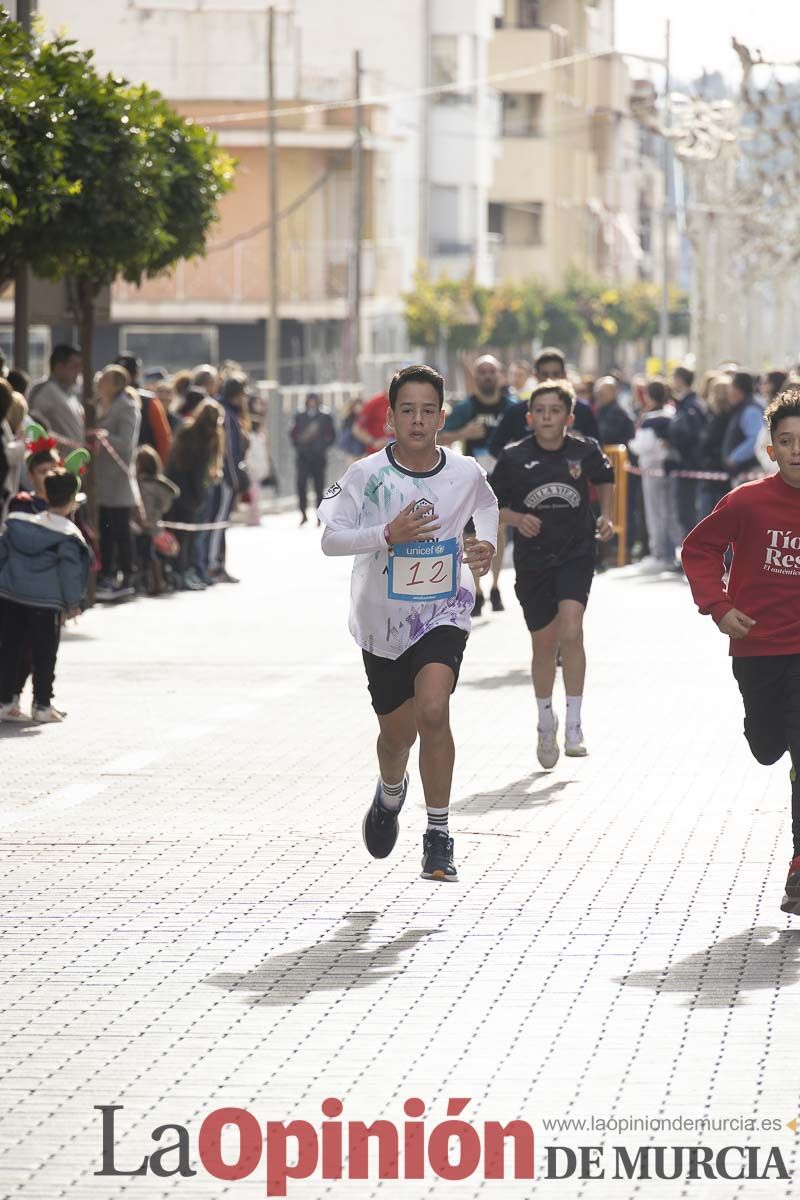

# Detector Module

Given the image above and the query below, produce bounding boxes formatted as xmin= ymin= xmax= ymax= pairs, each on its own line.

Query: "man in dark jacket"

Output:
xmin=721 ymin=371 xmax=763 ymax=485
xmin=594 ymin=376 xmax=635 ymax=446
xmin=290 ymin=392 xmax=336 ymax=526
xmin=667 ymin=365 xmax=707 ymax=537
xmin=488 ymin=347 xmax=600 ymax=459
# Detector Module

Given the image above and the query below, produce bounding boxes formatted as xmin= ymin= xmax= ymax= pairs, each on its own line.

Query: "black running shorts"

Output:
xmin=362 ymin=625 xmax=468 ymax=716
xmin=515 ymin=555 xmax=595 ymax=632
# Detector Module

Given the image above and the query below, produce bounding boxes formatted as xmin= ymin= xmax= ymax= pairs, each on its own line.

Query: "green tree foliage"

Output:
xmin=477 ymin=280 xmax=546 ymax=346
xmin=0 ymin=15 xmax=84 ymax=285
xmin=1 ymin=15 xmax=234 ymax=542
xmin=29 ymin=71 xmax=233 ymax=386
xmin=0 ymin=16 xmax=233 ymax=401
xmin=403 ymin=265 xmax=480 ymax=351
xmin=404 ymin=265 xmax=682 ymax=361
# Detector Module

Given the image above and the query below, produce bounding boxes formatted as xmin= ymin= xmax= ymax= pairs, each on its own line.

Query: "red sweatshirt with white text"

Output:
xmin=682 ymin=473 xmax=800 ymax=657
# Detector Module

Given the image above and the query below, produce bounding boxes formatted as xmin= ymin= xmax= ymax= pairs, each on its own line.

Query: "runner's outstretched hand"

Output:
xmin=717 ymin=608 xmax=756 ymax=639
xmin=595 ymin=515 xmax=614 ymax=542
xmin=516 ymin=514 xmax=542 ymax=538
xmin=463 ymin=535 xmax=494 ymax=577
xmin=386 ymin=501 xmax=440 ymax=544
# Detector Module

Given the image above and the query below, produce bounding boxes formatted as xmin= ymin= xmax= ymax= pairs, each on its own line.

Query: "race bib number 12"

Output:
xmin=387 ymin=537 xmax=459 ymax=602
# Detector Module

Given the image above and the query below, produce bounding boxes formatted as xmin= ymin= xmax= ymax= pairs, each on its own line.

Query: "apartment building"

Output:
xmin=488 ymin=0 xmax=664 ymax=287
xmin=20 ymin=0 xmax=499 ymax=381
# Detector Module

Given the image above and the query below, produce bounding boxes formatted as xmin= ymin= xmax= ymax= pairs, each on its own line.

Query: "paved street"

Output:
xmin=2 ymin=513 xmax=799 ymax=1199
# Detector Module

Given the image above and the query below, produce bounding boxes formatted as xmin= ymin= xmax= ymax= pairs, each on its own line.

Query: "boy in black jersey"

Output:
xmin=490 ymin=381 xmax=615 ymax=767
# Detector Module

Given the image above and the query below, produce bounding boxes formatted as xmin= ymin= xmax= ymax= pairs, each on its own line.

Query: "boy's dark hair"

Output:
xmin=732 ymin=371 xmax=754 ymax=399
xmin=528 ymin=380 xmax=575 ymax=415
xmin=766 ymin=369 xmax=788 ymax=397
xmin=646 ymin=377 xmax=670 ymax=408
xmin=44 ymin=468 xmax=79 ymax=508
xmin=388 ymin=364 xmax=444 ymax=410
xmin=535 ymin=346 xmax=566 ymax=373
xmin=136 ymin=444 xmax=162 ymax=477
xmin=673 ymin=365 xmax=694 ymax=388
xmin=50 ymin=343 xmax=81 ymax=371
xmin=7 ymin=368 xmax=30 ymax=396
xmin=115 ymin=353 xmax=141 ymax=385
xmin=765 ymin=388 xmax=800 ymax=438
xmin=27 ymin=446 xmax=59 ymax=472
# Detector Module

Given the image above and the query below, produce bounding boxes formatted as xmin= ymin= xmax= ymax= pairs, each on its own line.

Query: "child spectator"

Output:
xmin=0 ymin=468 xmax=90 ymax=723
xmin=165 ymin=398 xmax=224 ymax=591
xmin=92 ymin=365 xmax=141 ymax=601
xmin=10 ymin=425 xmax=60 ymax=515
xmin=135 ymin=446 xmax=179 ymax=595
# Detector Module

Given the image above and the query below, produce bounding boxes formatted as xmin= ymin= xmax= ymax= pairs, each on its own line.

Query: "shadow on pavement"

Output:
xmin=206 ymin=912 xmax=438 ymax=1007
xmin=453 ymin=771 xmax=573 ymax=814
xmin=618 ymin=926 xmax=800 ymax=1008
xmin=461 ymin=667 xmax=530 ymax=690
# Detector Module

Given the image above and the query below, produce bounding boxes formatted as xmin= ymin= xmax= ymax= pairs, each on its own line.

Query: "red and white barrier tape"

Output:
xmin=158 ymin=520 xmax=231 ymax=531
xmin=625 ymin=463 xmax=730 ymax=481
xmin=624 ymin=463 xmax=765 ymax=484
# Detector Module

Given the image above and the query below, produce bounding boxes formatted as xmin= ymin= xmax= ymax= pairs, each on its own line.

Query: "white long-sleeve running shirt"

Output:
xmin=318 ymin=444 xmax=499 ymax=659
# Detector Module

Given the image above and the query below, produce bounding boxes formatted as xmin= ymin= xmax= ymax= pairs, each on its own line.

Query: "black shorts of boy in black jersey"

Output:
xmin=490 ymin=380 xmax=615 ymax=768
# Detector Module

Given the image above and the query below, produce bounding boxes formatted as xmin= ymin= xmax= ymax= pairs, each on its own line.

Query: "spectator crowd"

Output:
xmin=0 ymin=347 xmax=260 ymax=722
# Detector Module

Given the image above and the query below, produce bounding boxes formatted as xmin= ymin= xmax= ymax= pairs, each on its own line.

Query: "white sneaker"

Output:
xmin=565 ymin=724 xmax=588 ymax=757
xmin=0 ymin=701 xmax=28 ymax=723
xmin=537 ymin=715 xmax=560 ymax=769
xmin=32 ymin=705 xmax=65 ymax=724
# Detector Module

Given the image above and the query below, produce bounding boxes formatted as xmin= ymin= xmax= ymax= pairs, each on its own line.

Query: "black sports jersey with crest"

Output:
xmin=490 ymin=433 xmax=614 ymax=573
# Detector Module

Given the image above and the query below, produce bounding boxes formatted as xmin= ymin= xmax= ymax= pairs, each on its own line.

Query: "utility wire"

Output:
xmin=195 ymin=47 xmax=664 ymax=127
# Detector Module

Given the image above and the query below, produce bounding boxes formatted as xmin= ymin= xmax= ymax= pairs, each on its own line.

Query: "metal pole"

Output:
xmin=418 ymin=0 xmax=431 ymax=262
xmin=266 ymin=4 xmax=280 ymax=384
xmin=349 ymin=49 xmax=363 ymax=384
xmin=13 ymin=0 xmax=36 ymax=372
xmin=658 ymin=19 xmax=671 ymax=373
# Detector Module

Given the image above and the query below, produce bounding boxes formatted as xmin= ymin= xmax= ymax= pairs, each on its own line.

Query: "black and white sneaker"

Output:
xmin=362 ymin=776 xmax=408 ymax=859
xmin=421 ymin=829 xmax=458 ymax=882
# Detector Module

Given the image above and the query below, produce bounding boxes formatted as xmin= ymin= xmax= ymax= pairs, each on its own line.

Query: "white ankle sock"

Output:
xmin=566 ymin=695 xmax=583 ymax=731
xmin=380 ymin=776 xmax=405 ymax=811
xmin=536 ymin=697 xmax=555 ymax=730
xmin=426 ymin=806 xmax=449 ymax=836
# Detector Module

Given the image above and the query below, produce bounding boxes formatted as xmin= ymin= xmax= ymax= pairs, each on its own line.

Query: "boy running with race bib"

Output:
xmin=490 ymin=381 xmax=615 ymax=767
xmin=318 ymin=365 xmax=499 ymax=882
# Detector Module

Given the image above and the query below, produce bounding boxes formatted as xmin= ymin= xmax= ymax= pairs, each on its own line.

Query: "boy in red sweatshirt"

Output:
xmin=682 ymin=389 xmax=800 ymax=915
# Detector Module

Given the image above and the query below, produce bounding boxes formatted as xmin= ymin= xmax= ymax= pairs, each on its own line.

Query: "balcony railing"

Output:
xmin=113 ymin=239 xmax=407 ymax=310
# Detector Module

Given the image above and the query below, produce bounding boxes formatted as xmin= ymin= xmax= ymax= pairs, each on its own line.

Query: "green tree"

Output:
xmin=403 ymin=265 xmax=479 ymax=355
xmin=28 ymin=67 xmax=233 ymax=410
xmin=0 ymin=15 xmax=84 ymax=286
xmin=539 ymin=292 xmax=585 ymax=354
xmin=477 ymin=280 xmax=546 ymax=347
